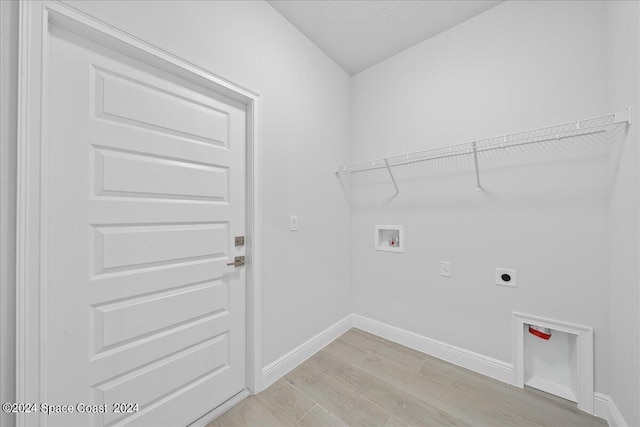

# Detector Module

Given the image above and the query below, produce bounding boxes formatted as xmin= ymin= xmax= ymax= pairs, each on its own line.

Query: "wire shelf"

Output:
xmin=338 ymin=111 xmax=629 ymax=174
xmin=335 ymin=109 xmax=631 ymax=194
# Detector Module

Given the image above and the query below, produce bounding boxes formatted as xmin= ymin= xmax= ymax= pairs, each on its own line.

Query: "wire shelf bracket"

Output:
xmin=472 ymin=141 xmax=482 ymax=192
xmin=335 ymin=108 xmax=632 ymax=195
xmin=383 ymin=158 xmax=400 ymax=197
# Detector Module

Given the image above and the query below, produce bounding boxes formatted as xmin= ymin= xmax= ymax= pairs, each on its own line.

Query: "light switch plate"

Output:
xmin=440 ymin=261 xmax=451 ymax=278
xmin=496 ymin=268 xmax=517 ymax=287
xmin=290 ymin=215 xmax=298 ymax=231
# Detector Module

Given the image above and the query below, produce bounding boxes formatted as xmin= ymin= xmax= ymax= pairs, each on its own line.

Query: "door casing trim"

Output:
xmin=16 ymin=2 xmax=263 ymax=425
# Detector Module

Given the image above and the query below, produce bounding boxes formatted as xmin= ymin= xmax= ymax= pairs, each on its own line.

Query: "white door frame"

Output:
xmin=16 ymin=2 xmax=263 ymax=425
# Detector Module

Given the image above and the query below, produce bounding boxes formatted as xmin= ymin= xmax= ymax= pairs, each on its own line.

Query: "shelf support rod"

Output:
xmin=384 ymin=158 xmax=400 ymax=197
xmin=472 ymin=141 xmax=483 ymax=192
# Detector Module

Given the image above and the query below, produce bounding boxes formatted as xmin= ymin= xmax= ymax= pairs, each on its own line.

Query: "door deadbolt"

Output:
xmin=235 ymin=236 xmax=245 ymax=246
xmin=227 ymin=256 xmax=245 ymax=267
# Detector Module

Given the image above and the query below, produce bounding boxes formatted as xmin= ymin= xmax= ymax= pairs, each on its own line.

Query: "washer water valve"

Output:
xmin=529 ymin=325 xmax=552 ymax=340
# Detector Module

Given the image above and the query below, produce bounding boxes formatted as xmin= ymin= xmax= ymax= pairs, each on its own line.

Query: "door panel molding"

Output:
xmin=16 ymin=2 xmax=263 ymax=425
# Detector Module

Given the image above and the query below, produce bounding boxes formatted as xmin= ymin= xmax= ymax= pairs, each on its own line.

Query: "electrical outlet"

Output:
xmin=440 ymin=261 xmax=451 ymax=278
xmin=496 ymin=268 xmax=517 ymax=287
xmin=290 ymin=215 xmax=298 ymax=231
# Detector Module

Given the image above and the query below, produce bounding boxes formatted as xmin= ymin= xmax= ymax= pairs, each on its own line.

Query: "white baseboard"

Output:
xmin=352 ymin=314 xmax=514 ymax=385
xmin=261 ymin=315 xmax=353 ymax=390
xmin=594 ymin=392 xmax=629 ymax=427
xmin=594 ymin=393 xmax=609 ymax=422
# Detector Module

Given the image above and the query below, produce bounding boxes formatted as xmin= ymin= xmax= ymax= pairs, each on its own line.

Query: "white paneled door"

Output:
xmin=44 ymin=23 xmax=246 ymax=426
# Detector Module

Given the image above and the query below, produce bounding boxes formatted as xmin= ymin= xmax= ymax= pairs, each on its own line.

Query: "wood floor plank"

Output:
xmin=208 ymin=396 xmax=283 ymax=427
xmin=254 ymin=378 xmax=315 ymax=426
xmin=384 ymin=415 xmax=410 ymax=427
xmin=323 ymin=337 xmax=369 ymax=364
xmin=357 ymin=352 xmax=538 ymax=427
xmin=285 ymin=361 xmax=391 ymax=427
xmin=306 ymin=349 xmax=469 ymax=427
xmin=346 ymin=328 xmax=387 ymax=343
xmin=419 ymin=355 xmax=606 ymax=427
xmin=350 ymin=329 xmax=428 ymax=359
xmin=420 ymin=353 xmax=508 ymax=392
xmin=296 ymin=405 xmax=348 ymax=427
xmin=212 ymin=328 xmax=608 ymax=427
xmin=501 ymin=387 xmax=607 ymax=427
xmin=338 ymin=329 xmax=426 ymax=372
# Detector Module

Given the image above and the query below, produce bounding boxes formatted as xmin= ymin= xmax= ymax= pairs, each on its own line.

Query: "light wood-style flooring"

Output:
xmin=210 ymin=328 xmax=607 ymax=427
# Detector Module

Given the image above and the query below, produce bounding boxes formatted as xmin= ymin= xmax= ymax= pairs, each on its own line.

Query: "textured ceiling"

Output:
xmin=268 ymin=0 xmax=503 ymax=75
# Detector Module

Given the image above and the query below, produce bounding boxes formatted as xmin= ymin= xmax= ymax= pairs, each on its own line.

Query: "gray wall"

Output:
xmin=350 ymin=0 xmax=635 ymax=402
xmin=0 ymin=2 xmax=18 ymax=427
xmin=606 ymin=2 xmax=640 ymax=425
xmin=0 ymin=0 xmax=353 ymax=407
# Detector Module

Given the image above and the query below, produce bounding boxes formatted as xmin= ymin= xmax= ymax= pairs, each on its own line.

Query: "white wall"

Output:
xmin=0 ymin=2 xmax=19 ymax=427
xmin=605 ymin=2 xmax=640 ymax=426
xmin=350 ymin=0 xmax=614 ymax=394
xmin=10 ymin=0 xmax=353 ymax=374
